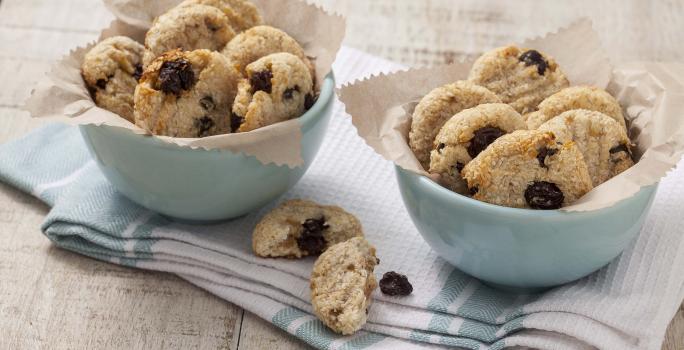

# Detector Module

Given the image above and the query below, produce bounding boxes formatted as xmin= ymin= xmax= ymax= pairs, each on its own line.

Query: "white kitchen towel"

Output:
xmin=1 ymin=46 xmax=683 ymax=350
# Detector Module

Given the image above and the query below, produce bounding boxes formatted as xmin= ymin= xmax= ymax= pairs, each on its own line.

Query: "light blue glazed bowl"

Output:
xmin=396 ymin=166 xmax=658 ymax=291
xmin=80 ymin=73 xmax=335 ymax=222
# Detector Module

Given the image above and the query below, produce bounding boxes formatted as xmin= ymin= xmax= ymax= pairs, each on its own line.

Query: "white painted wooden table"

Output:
xmin=0 ymin=0 xmax=682 ymax=349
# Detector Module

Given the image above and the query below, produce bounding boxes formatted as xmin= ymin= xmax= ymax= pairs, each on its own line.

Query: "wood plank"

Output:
xmin=0 ymin=27 xmax=97 ymax=61
xmin=0 ymin=0 xmax=113 ymax=32
xmin=238 ymin=311 xmax=309 ymax=350
xmin=327 ymin=0 xmax=684 ymax=66
xmin=0 ymin=181 xmax=242 ymax=350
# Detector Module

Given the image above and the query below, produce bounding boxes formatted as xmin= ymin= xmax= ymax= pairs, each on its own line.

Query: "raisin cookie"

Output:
xmin=142 ymin=4 xmax=235 ymax=66
xmin=538 ymin=110 xmax=634 ymax=186
xmin=252 ymin=199 xmax=363 ymax=258
xmin=468 ymin=46 xmax=569 ymax=114
xmin=525 ymin=86 xmax=627 ymax=130
xmin=179 ymin=0 xmax=262 ymax=32
xmin=232 ymin=53 xmax=314 ymax=132
xmin=222 ymin=25 xmax=314 ymax=78
xmin=429 ymin=103 xmax=526 ymax=194
xmin=310 ymin=237 xmax=378 ymax=335
xmin=462 ymin=130 xmax=593 ymax=209
xmin=409 ymin=81 xmax=501 ymax=169
xmin=81 ymin=36 xmax=145 ymax=122
xmin=134 ymin=49 xmax=241 ymax=137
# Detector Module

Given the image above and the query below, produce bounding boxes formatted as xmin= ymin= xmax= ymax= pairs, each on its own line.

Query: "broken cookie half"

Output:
xmin=310 ymin=237 xmax=378 ymax=335
xmin=252 ymin=199 xmax=363 ymax=258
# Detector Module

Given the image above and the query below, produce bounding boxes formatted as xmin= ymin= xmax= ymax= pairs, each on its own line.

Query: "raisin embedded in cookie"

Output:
xmin=409 ymin=81 xmax=501 ymax=169
xmin=538 ymin=109 xmax=634 ymax=186
xmin=134 ymin=49 xmax=241 ymax=137
xmin=142 ymin=4 xmax=236 ymax=66
xmin=81 ymin=36 xmax=145 ymax=122
xmin=468 ymin=46 xmax=569 ymax=114
xmin=232 ymin=53 xmax=314 ymax=133
xmin=462 ymin=130 xmax=593 ymax=209
xmin=252 ymin=199 xmax=363 ymax=258
xmin=222 ymin=25 xmax=314 ymax=79
xmin=525 ymin=86 xmax=627 ymax=130
xmin=429 ymin=103 xmax=526 ymax=194
xmin=310 ymin=237 xmax=378 ymax=335
xmin=179 ymin=0 xmax=262 ymax=32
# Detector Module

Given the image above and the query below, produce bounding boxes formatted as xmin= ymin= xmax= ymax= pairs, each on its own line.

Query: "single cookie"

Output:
xmin=143 ymin=4 xmax=236 ymax=66
xmin=538 ymin=110 xmax=634 ymax=186
xmin=462 ymin=130 xmax=593 ymax=209
xmin=429 ymin=103 xmax=527 ymax=194
xmin=134 ymin=49 xmax=241 ymax=137
xmin=468 ymin=46 xmax=569 ymax=114
xmin=81 ymin=36 xmax=145 ymax=122
xmin=252 ymin=199 xmax=364 ymax=258
xmin=179 ymin=0 xmax=262 ymax=32
xmin=232 ymin=52 xmax=314 ymax=132
xmin=525 ymin=86 xmax=627 ymax=130
xmin=409 ymin=81 xmax=501 ymax=169
xmin=222 ymin=25 xmax=314 ymax=79
xmin=310 ymin=237 xmax=378 ymax=335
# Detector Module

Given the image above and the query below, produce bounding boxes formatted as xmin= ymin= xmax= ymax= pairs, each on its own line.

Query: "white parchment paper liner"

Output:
xmin=339 ymin=20 xmax=684 ymax=212
xmin=25 ymin=0 xmax=345 ymax=167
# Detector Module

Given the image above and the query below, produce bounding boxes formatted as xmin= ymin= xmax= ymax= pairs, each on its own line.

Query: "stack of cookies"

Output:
xmin=80 ymin=0 xmax=316 ymax=138
xmin=410 ymin=46 xmax=634 ymax=209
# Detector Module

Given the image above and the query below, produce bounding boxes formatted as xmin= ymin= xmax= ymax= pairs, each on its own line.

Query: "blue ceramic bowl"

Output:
xmin=80 ymin=73 xmax=335 ymax=222
xmin=396 ymin=166 xmax=657 ymax=291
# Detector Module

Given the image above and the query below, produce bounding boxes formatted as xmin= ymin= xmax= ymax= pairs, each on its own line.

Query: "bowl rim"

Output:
xmin=395 ymin=165 xmax=657 ymax=218
xmin=80 ymin=72 xmax=336 ymax=146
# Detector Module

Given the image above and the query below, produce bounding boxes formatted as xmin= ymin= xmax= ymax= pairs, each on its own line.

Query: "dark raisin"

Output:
xmin=524 ymin=181 xmax=564 ymax=209
xmin=536 ymin=147 xmax=558 ymax=168
xmin=96 ymin=79 xmax=107 ymax=89
xmin=437 ymin=143 xmax=446 ymax=153
xmin=610 ymin=143 xmax=631 ymax=156
xmin=205 ymin=18 xmax=221 ymax=31
xmin=455 ymin=162 xmax=465 ymax=173
xmin=158 ymin=59 xmax=195 ymax=95
xmin=133 ymin=64 xmax=143 ymax=82
xmin=230 ymin=113 xmax=244 ymax=133
xmin=519 ymin=50 xmax=548 ymax=75
xmin=199 ymin=96 xmax=215 ymax=111
xmin=283 ymin=85 xmax=300 ymax=100
xmin=304 ymin=93 xmax=316 ymax=110
xmin=250 ymin=70 xmax=273 ymax=93
xmin=469 ymin=187 xmax=479 ymax=195
xmin=296 ymin=217 xmax=329 ymax=255
xmin=194 ymin=116 xmax=215 ymax=137
xmin=379 ymin=271 xmax=413 ymax=296
xmin=467 ymin=127 xmax=505 ymax=158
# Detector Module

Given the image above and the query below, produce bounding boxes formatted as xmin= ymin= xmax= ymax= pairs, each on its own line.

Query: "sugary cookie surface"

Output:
xmin=526 ymin=86 xmax=626 ymax=129
xmin=252 ymin=199 xmax=363 ymax=258
xmin=232 ymin=52 xmax=314 ymax=133
xmin=179 ymin=0 xmax=263 ymax=32
xmin=462 ymin=130 xmax=593 ymax=209
xmin=143 ymin=4 xmax=236 ymax=66
xmin=538 ymin=109 xmax=633 ymax=186
xmin=222 ymin=25 xmax=314 ymax=79
xmin=409 ymin=81 xmax=501 ymax=169
xmin=468 ymin=46 xmax=569 ymax=114
xmin=134 ymin=49 xmax=241 ymax=137
xmin=429 ymin=103 xmax=526 ymax=194
xmin=310 ymin=237 xmax=378 ymax=335
xmin=81 ymin=36 xmax=145 ymax=122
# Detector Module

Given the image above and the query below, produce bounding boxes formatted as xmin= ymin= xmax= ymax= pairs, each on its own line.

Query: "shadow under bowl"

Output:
xmin=396 ymin=166 xmax=657 ymax=292
xmin=79 ymin=73 xmax=335 ymax=222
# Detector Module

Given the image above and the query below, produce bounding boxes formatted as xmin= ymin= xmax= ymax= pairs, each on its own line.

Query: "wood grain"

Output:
xmin=0 ymin=0 xmax=682 ymax=349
